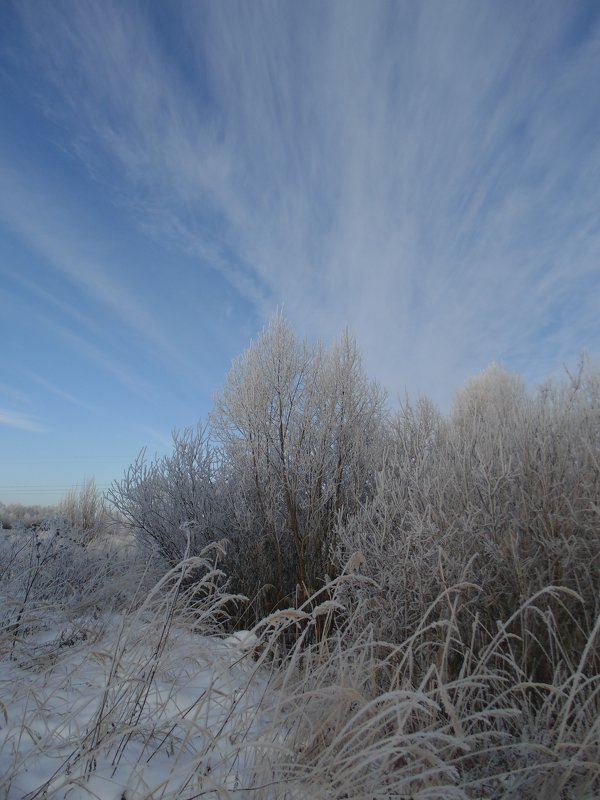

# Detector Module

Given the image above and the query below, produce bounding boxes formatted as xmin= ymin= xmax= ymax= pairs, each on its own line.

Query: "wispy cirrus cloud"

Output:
xmin=21 ymin=371 xmax=97 ymax=414
xmin=6 ymin=1 xmax=600 ymax=406
xmin=0 ymin=157 xmax=201 ymax=382
xmin=0 ymin=408 xmax=43 ymax=432
xmin=0 ymin=383 xmax=31 ymax=407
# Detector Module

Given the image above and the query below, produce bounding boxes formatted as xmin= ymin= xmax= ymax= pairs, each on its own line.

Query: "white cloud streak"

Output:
xmin=8 ymin=0 xmax=600 ymax=406
xmin=21 ymin=371 xmax=97 ymax=414
xmin=0 ymin=157 xmax=199 ymax=382
xmin=0 ymin=408 xmax=43 ymax=432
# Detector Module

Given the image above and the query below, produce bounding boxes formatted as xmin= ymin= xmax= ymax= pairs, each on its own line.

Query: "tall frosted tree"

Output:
xmin=211 ymin=315 xmax=386 ymax=606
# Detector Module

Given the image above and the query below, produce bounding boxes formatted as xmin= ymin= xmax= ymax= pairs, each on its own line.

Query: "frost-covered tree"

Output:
xmin=211 ymin=315 xmax=386 ymax=606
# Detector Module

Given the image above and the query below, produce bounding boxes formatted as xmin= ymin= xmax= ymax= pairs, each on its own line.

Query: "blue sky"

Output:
xmin=1 ymin=1 xmax=599 ymax=506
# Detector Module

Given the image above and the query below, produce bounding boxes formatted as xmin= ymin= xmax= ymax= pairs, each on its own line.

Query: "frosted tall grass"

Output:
xmin=0 ymin=530 xmax=598 ymax=797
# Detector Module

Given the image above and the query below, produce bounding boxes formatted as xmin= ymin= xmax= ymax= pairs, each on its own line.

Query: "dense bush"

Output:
xmin=337 ymin=359 xmax=600 ymax=683
xmin=0 ymin=503 xmax=55 ymax=530
xmin=110 ymin=317 xmax=387 ymax=619
xmin=108 ymin=424 xmax=222 ymax=567
xmin=108 ymin=319 xmax=599 ymax=659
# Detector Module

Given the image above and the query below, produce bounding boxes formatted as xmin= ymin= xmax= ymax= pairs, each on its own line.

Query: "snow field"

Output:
xmin=1 ymin=613 xmax=276 ymax=799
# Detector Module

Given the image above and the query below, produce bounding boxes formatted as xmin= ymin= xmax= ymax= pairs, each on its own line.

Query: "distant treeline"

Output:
xmin=0 ymin=503 xmax=56 ymax=530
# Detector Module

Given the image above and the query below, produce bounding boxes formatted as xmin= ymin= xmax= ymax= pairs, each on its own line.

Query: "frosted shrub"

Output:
xmin=0 ymin=503 xmax=56 ymax=530
xmin=107 ymin=317 xmax=387 ymax=622
xmin=58 ymin=476 xmax=107 ymax=537
xmin=0 ymin=517 xmax=148 ymax=663
xmin=108 ymin=424 xmax=223 ymax=567
xmin=338 ymin=361 xmax=600 ymax=683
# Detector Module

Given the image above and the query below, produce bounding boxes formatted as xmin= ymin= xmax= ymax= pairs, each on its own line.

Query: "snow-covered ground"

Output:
xmin=1 ymin=613 xmax=273 ymax=799
xmin=0 ymin=528 xmax=287 ymax=800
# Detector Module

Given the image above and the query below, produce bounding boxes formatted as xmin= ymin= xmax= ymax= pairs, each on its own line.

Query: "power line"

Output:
xmin=5 ymin=457 xmax=132 ymax=463
xmin=1 ymin=489 xmax=117 ymax=497
xmin=0 ymin=484 xmax=112 ymax=488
